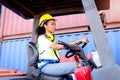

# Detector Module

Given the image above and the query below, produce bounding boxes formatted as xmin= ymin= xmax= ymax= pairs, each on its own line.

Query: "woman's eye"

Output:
xmin=52 ymin=23 xmax=56 ymax=26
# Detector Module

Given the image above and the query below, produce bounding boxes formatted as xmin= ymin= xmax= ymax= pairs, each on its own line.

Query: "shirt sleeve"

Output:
xmin=37 ymin=35 xmax=53 ymax=50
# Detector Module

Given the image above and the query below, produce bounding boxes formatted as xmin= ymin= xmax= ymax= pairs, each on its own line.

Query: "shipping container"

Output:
xmin=55 ymin=0 xmax=120 ymax=33
xmin=0 ymin=0 xmax=120 ymax=40
xmin=0 ymin=6 xmax=33 ymax=40
xmin=105 ymin=29 xmax=120 ymax=65
xmin=100 ymin=0 xmax=120 ymax=29
xmin=0 ymin=29 xmax=120 ymax=73
xmin=0 ymin=0 xmax=120 ymax=73
xmin=0 ymin=38 xmax=31 ymax=72
xmin=0 ymin=42 xmax=1 ymax=62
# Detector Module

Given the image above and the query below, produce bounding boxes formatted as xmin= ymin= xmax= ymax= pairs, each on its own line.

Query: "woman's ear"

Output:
xmin=44 ymin=24 xmax=47 ymax=29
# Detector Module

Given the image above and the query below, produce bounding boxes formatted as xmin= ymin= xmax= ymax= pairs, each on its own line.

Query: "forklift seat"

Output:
xmin=27 ymin=42 xmax=65 ymax=80
xmin=27 ymin=42 xmax=40 ymax=79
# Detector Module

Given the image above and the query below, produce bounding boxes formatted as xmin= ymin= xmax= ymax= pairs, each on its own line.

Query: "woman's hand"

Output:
xmin=61 ymin=38 xmax=89 ymax=48
xmin=80 ymin=38 xmax=89 ymax=43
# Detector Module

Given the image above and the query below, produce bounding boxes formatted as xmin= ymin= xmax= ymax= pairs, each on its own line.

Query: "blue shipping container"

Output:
xmin=0 ymin=38 xmax=31 ymax=72
xmin=0 ymin=42 xmax=2 ymax=63
xmin=0 ymin=29 xmax=120 ymax=73
xmin=105 ymin=30 xmax=120 ymax=65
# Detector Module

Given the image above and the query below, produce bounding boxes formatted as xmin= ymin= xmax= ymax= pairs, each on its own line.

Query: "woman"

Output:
xmin=36 ymin=13 xmax=89 ymax=79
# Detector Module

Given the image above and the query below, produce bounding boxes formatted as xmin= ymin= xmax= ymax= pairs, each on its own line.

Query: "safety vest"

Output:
xmin=36 ymin=34 xmax=59 ymax=69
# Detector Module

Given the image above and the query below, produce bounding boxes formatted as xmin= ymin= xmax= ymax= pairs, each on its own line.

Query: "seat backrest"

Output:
xmin=27 ymin=42 xmax=40 ymax=79
xmin=27 ymin=42 xmax=38 ymax=67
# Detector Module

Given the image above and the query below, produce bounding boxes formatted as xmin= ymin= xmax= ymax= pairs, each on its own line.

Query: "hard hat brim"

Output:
xmin=38 ymin=18 xmax=57 ymax=27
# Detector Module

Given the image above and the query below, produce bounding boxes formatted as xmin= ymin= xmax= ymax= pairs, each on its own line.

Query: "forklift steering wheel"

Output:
xmin=65 ymin=49 xmax=76 ymax=58
xmin=65 ymin=42 xmax=87 ymax=58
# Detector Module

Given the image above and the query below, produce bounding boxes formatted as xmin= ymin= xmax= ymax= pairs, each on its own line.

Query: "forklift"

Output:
xmin=0 ymin=0 xmax=120 ymax=80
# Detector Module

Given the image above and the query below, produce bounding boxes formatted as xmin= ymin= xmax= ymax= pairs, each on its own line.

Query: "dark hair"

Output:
xmin=36 ymin=20 xmax=49 ymax=36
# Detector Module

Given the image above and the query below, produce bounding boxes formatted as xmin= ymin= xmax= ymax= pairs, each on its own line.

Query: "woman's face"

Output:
xmin=44 ymin=20 xmax=56 ymax=33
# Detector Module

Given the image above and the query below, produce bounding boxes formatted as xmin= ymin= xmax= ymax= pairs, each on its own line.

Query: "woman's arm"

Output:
xmin=50 ymin=38 xmax=89 ymax=50
xmin=67 ymin=38 xmax=89 ymax=45
xmin=50 ymin=43 xmax=65 ymax=50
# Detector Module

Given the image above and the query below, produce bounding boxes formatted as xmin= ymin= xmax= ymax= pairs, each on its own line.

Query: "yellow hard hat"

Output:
xmin=38 ymin=13 xmax=56 ymax=26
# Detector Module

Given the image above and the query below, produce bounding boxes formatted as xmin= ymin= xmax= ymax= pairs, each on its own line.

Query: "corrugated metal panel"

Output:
xmin=0 ymin=6 xmax=33 ymax=40
xmin=105 ymin=30 xmax=120 ymax=65
xmin=55 ymin=14 xmax=89 ymax=33
xmin=0 ymin=38 xmax=31 ymax=72
xmin=105 ymin=0 xmax=120 ymax=22
xmin=55 ymin=0 xmax=120 ymax=32
xmin=99 ymin=0 xmax=120 ymax=29
xmin=0 ymin=30 xmax=120 ymax=73
xmin=0 ymin=42 xmax=2 ymax=63
xmin=1 ymin=0 xmax=120 ymax=37
xmin=56 ymin=14 xmax=88 ymax=29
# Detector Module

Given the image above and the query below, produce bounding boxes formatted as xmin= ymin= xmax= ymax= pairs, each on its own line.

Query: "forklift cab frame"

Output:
xmin=1 ymin=0 xmax=120 ymax=80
